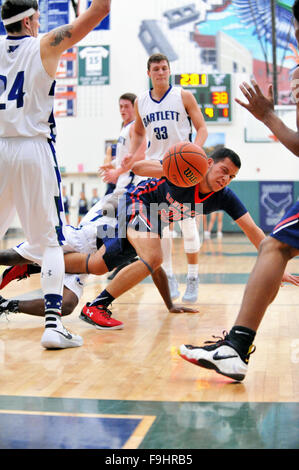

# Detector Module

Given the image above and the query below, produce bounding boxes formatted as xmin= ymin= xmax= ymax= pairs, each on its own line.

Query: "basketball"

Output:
xmin=162 ymin=141 xmax=209 ymax=187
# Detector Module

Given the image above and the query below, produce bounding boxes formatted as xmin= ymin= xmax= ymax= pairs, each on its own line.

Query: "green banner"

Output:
xmin=78 ymin=45 xmax=110 ymax=86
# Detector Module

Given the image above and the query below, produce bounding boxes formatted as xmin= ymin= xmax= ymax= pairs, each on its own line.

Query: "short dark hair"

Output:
xmin=293 ymin=0 xmax=299 ymax=22
xmin=119 ymin=93 xmax=137 ymax=105
xmin=1 ymin=0 xmax=38 ymax=33
xmin=210 ymin=147 xmax=241 ymax=169
xmin=147 ymin=53 xmax=170 ymax=71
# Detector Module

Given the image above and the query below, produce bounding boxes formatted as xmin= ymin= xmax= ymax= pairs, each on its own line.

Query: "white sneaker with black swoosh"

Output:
xmin=41 ymin=316 xmax=83 ymax=349
xmin=178 ymin=331 xmax=255 ymax=382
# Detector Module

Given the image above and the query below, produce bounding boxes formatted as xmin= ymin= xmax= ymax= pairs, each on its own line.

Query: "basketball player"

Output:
xmin=178 ymin=0 xmax=299 ymax=382
xmin=99 ymin=93 xmax=146 ymax=198
xmin=0 ymin=0 xmax=111 ymax=349
xmin=0 ymin=218 xmax=198 ymax=323
xmin=89 ymin=92 xmax=146 ymax=279
xmin=103 ymin=143 xmax=117 ymax=195
xmin=121 ymin=53 xmax=208 ymax=303
xmin=57 ymin=148 xmax=299 ymax=330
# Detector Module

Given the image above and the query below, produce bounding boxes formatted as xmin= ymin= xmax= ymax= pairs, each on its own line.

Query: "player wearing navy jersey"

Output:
xmin=178 ymin=0 xmax=299 ymax=382
xmin=62 ymin=148 xmax=298 ymax=330
xmin=0 ymin=0 xmax=111 ymax=349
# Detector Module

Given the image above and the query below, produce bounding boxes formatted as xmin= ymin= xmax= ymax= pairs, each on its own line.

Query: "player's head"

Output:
xmin=203 ymin=148 xmax=241 ymax=192
xmin=147 ymin=53 xmax=170 ymax=71
xmin=210 ymin=148 xmax=241 ymax=169
xmin=119 ymin=93 xmax=136 ymax=124
xmin=147 ymin=54 xmax=170 ymax=87
xmin=1 ymin=0 xmax=39 ymax=35
xmin=292 ymin=0 xmax=299 ymax=44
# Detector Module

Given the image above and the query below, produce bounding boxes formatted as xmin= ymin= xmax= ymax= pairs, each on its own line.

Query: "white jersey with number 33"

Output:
xmin=137 ymin=86 xmax=192 ymax=161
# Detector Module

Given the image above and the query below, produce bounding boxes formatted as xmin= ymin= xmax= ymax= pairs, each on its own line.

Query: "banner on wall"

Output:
xmin=259 ymin=181 xmax=294 ymax=232
xmin=54 ymin=85 xmax=77 ymax=117
xmin=56 ymin=47 xmax=77 ymax=79
xmin=39 ymin=0 xmax=70 ymax=33
xmin=78 ymin=45 xmax=110 ymax=85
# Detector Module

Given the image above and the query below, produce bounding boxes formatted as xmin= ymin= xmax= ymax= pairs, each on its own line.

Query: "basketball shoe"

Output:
xmin=41 ymin=315 xmax=83 ymax=349
xmin=178 ymin=331 xmax=256 ymax=382
xmin=80 ymin=303 xmax=124 ymax=330
xmin=182 ymin=276 xmax=199 ymax=303
xmin=0 ymin=295 xmax=19 ymax=316
xmin=0 ymin=264 xmax=41 ymax=289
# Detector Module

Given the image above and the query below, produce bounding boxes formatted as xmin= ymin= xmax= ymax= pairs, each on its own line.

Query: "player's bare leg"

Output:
xmin=0 ymin=287 xmax=78 ymax=317
xmin=179 ymin=237 xmax=299 ymax=381
xmin=234 ymin=237 xmax=299 ymax=330
xmin=79 ymin=228 xmax=163 ymax=330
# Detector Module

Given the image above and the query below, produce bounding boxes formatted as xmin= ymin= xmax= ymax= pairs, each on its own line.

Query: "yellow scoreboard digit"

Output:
xmin=173 ymin=73 xmax=231 ymax=123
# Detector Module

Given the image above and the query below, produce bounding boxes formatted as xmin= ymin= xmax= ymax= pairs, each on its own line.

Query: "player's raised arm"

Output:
xmin=235 ymin=74 xmax=299 ymax=157
xmin=41 ymin=0 xmax=111 ymax=77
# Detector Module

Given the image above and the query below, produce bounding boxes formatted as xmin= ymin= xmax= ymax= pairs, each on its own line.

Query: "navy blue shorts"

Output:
xmin=97 ymin=223 xmax=137 ymax=272
xmin=122 ymin=190 xmax=162 ymax=236
xmin=270 ymin=201 xmax=299 ymax=250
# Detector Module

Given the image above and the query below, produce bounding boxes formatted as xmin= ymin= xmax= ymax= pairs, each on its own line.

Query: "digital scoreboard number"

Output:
xmin=172 ymin=73 xmax=232 ymax=123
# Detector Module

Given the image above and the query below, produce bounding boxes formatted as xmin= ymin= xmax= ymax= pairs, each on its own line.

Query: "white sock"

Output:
xmin=187 ymin=264 xmax=198 ymax=279
xmin=161 ymin=229 xmax=173 ymax=276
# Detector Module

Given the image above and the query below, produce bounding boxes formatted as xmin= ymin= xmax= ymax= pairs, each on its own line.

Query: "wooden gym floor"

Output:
xmin=0 ymin=232 xmax=298 ymax=449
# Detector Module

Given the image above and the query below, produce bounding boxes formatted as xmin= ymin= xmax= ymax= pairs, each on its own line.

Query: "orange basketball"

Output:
xmin=162 ymin=141 xmax=209 ymax=187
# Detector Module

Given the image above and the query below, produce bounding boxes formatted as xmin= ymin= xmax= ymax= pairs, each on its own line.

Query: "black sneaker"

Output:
xmin=178 ymin=331 xmax=256 ymax=382
xmin=0 ymin=295 xmax=18 ymax=316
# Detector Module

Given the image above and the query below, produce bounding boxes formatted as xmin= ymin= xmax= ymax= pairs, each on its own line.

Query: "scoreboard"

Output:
xmin=172 ymin=73 xmax=232 ymax=123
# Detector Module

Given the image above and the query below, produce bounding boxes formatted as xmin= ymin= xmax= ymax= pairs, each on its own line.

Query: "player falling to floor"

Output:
xmin=119 ymin=53 xmax=208 ymax=304
xmin=0 ymin=210 xmax=198 ymax=325
xmin=0 ymin=0 xmax=111 ymax=349
xmin=55 ymin=148 xmax=299 ymax=330
xmin=178 ymin=0 xmax=299 ymax=382
xmin=2 ymin=148 xmax=297 ymax=333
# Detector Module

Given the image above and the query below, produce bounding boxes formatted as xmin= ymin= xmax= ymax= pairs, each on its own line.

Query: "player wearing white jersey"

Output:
xmin=121 ymin=53 xmax=208 ymax=303
xmin=0 ymin=0 xmax=111 ymax=349
xmin=137 ymin=86 xmax=193 ymax=161
xmin=98 ymin=93 xmax=145 ymax=213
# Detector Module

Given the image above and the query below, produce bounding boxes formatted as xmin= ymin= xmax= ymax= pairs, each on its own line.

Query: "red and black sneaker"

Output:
xmin=0 ymin=264 xmax=34 ymax=290
xmin=80 ymin=303 xmax=124 ymax=330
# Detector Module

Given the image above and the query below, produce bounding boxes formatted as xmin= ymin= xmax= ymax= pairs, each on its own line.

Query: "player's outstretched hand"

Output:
xmin=281 ymin=271 xmax=299 ymax=287
xmin=235 ymin=78 xmax=274 ymax=121
xmin=98 ymin=163 xmax=114 ymax=176
xmin=169 ymin=304 xmax=199 ymax=313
